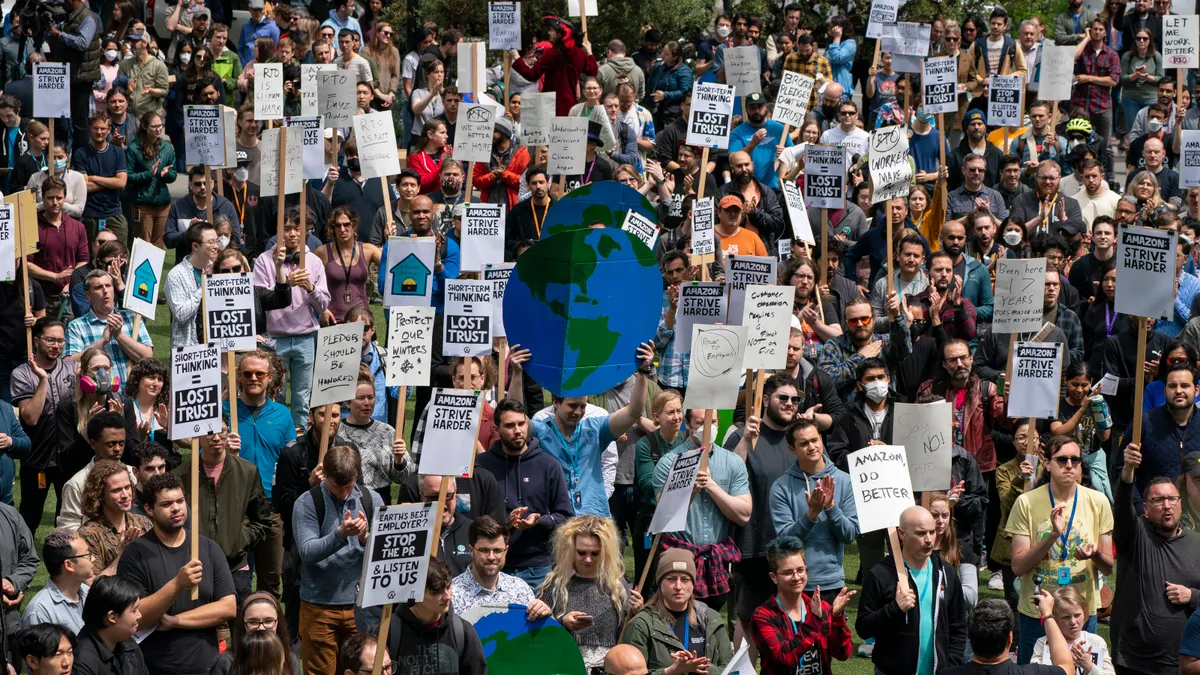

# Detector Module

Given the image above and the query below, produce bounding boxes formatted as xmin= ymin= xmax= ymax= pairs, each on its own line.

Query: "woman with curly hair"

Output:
xmin=210 ymin=592 xmax=299 ymax=675
xmin=539 ymin=516 xmax=643 ymax=669
xmin=780 ymin=257 xmax=841 ymax=361
xmin=75 ymin=458 xmax=150 ymax=577
xmin=123 ymin=358 xmax=178 ymax=462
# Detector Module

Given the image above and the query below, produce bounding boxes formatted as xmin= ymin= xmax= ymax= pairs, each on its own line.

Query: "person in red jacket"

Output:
xmin=509 ymin=16 xmax=598 ymax=116
xmin=409 ymin=119 xmax=452 ymax=194
xmin=473 ymin=117 xmax=530 ymax=209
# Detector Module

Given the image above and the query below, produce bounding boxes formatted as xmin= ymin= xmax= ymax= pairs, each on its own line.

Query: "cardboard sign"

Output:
xmin=692 ymin=197 xmax=716 ymax=257
xmin=521 ymin=92 xmax=556 ymax=146
xmin=489 ymin=2 xmax=522 ymax=50
xmin=648 ymin=448 xmax=704 ymax=534
xmin=386 ymin=306 xmax=435 ymax=387
xmin=922 ymin=57 xmax=958 ymax=114
xmin=456 ymin=104 xmax=497 ymax=164
xmin=804 ymin=145 xmax=845 ymax=209
xmin=868 ymin=125 xmax=912 ymax=204
xmin=867 ymin=0 xmax=900 ymax=38
xmin=2 ymin=191 xmax=37 ymax=258
xmin=742 ymin=283 xmax=795 ymax=370
xmin=1008 ymin=342 xmax=1064 ymax=419
xmin=254 ymin=62 xmax=285 ymax=120
xmin=622 ymin=210 xmax=660 ymax=250
xmin=1163 ymin=15 xmax=1200 ymax=69
xmin=319 ymin=70 xmax=356 ymax=128
xmin=988 ymin=74 xmax=1024 ymax=127
xmin=310 ymin=322 xmax=366 ymax=408
xmin=204 ymin=273 xmax=256 ymax=353
xmin=287 ymin=116 xmax=327 ymax=181
xmin=184 ymin=106 xmax=226 ymax=167
xmin=726 ymin=255 xmax=777 ymax=327
xmin=483 ymin=263 xmax=514 ymax=338
xmin=723 ymin=46 xmax=761 ymax=97
xmin=353 ymin=111 xmax=401 ymax=179
xmin=457 ymin=41 xmax=487 ymax=94
xmin=384 ymin=236 xmax=436 ymax=307
xmin=848 ymin=445 xmax=914 ymax=533
xmin=33 ymin=63 xmax=70 ymax=119
xmin=1038 ymin=45 xmax=1076 ymax=101
xmin=260 ymin=127 xmax=303 ymax=195
xmin=123 ymin=238 xmax=166 ymax=320
xmin=682 ymin=324 xmax=748 ymax=410
xmin=686 ymin=82 xmax=736 ymax=149
xmin=462 ymin=203 xmax=506 ymax=272
xmin=780 ymin=181 xmax=814 ymax=245
xmin=674 ymin=282 xmax=726 ymax=354
xmin=419 ymin=388 xmax=484 ymax=475
xmin=993 ymin=258 xmax=1047 ymax=333
xmin=358 ymin=502 xmax=435 ymax=607
xmin=0 ymin=206 xmax=14 ymax=282
xmin=220 ymin=106 xmax=238 ymax=169
xmin=773 ymin=71 xmax=815 ymax=128
xmin=301 ymin=63 xmax=335 ymax=116
xmin=548 ymin=117 xmax=588 ymax=175
xmin=1116 ymin=225 xmax=1176 ymax=319
xmin=1183 ymin=130 xmax=1200 ymax=188
xmin=893 ymin=402 xmax=953 ymax=492
xmin=443 ymin=279 xmax=493 ymax=356
xmin=567 ymin=0 xmax=597 ymax=16
xmin=170 ymin=342 xmax=223 ymax=440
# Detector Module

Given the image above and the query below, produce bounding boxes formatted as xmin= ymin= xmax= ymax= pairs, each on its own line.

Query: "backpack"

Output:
xmin=356 ymin=603 xmax=468 ymax=650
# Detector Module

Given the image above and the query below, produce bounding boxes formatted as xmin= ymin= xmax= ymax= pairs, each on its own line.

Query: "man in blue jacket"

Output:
xmin=729 ymin=92 xmax=791 ymax=189
xmin=1116 ymin=363 xmax=1200 ymax=513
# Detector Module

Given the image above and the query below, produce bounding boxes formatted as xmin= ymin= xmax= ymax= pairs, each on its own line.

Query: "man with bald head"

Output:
xmin=811 ymin=82 xmax=845 ymax=134
xmin=719 ymin=150 xmax=786 ymax=249
xmin=1128 ymin=136 xmax=1182 ymax=201
xmin=856 ymin=505 xmax=967 ymax=675
xmin=604 ymin=644 xmax=649 ymax=675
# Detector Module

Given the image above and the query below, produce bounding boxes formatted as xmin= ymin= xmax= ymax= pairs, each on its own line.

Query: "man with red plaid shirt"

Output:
xmin=751 ymin=536 xmax=855 ymax=675
xmin=1072 ymin=18 xmax=1122 ymax=145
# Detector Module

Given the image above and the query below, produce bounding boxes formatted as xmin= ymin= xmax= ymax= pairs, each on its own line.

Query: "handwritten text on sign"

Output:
xmin=869 ymin=125 xmax=912 ymax=204
xmin=386 ymin=306 xmax=435 ymax=387
xmin=354 ymin=111 xmax=401 ymax=178
xmin=893 ymin=402 xmax=953 ymax=492
xmin=310 ymin=322 xmax=366 ymax=408
xmin=488 ymin=2 xmax=522 ymax=50
xmin=1164 ymin=15 xmax=1199 ymax=69
xmin=992 ymin=258 xmax=1047 ymax=334
xmin=742 ymin=284 xmax=795 ymax=370
xmin=849 ymin=446 xmax=914 ymax=533
xmin=548 ymin=117 xmax=587 ymax=175
xmin=773 ymin=71 xmax=815 ymax=128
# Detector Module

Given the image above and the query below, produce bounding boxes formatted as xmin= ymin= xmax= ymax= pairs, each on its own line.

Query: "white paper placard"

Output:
xmin=686 ymin=82 xmax=736 ymax=149
xmin=893 ymin=402 xmax=953 ymax=492
xmin=457 ymin=41 xmax=487 ymax=93
xmin=682 ymin=324 xmax=748 ymax=410
xmin=622 ymin=210 xmax=660 ymax=250
xmin=674 ymin=282 xmax=726 ymax=354
xmin=867 ymin=0 xmax=900 ymax=37
xmin=804 ymin=145 xmax=845 ymax=209
xmin=548 ymin=117 xmax=587 ymax=175
xmin=419 ymin=388 xmax=484 ymax=475
xmin=33 ymin=63 xmax=70 ymax=118
xmin=648 ymin=448 xmax=704 ymax=534
xmin=358 ymin=502 xmax=435 ymax=607
xmin=1038 ymin=45 xmax=1076 ymax=101
xmin=386 ymin=306 xmax=435 ymax=387
xmin=521 ymin=92 xmax=556 ymax=146
xmin=742 ymin=284 xmax=795 ymax=370
xmin=1098 ymin=372 xmax=1119 ymax=395
xmin=221 ymin=106 xmax=238 ymax=168
xmin=443 ymin=279 xmax=493 ymax=356
xmin=567 ymin=0 xmax=597 ymax=16
xmin=184 ymin=106 xmax=226 ymax=167
xmin=123 ymin=238 xmax=166 ymax=320
xmin=1164 ymin=15 xmax=1200 ymax=69
xmin=922 ymin=57 xmax=958 ymax=114
xmin=260 ymin=127 xmax=303 ymax=195
xmin=1116 ymin=225 xmax=1176 ymax=319
xmin=882 ymin=22 xmax=931 ymax=57
xmin=0 ymin=206 xmax=15 ymax=282
xmin=721 ymin=642 xmax=756 ymax=675
xmin=204 ymin=273 xmax=256 ymax=353
xmin=353 ymin=111 xmax=401 ymax=179
xmin=488 ymin=2 xmax=522 ymax=50
xmin=301 ymin=63 xmax=335 ymax=116
xmin=848 ymin=445 xmax=914 ymax=533
xmin=773 ymin=71 xmax=815 ymax=128
xmin=988 ymin=74 xmax=1024 ymax=127
xmin=1008 ymin=342 xmax=1064 ymax=419
xmin=319 ymin=70 xmax=356 ymax=128
xmin=461 ymin=203 xmax=505 ymax=272
xmin=254 ymin=62 xmax=284 ymax=120
xmin=868 ymin=125 xmax=912 ymax=204
xmin=993 ymin=258 xmax=1047 ymax=333
xmin=483 ymin=263 xmax=514 ymax=338
xmin=780 ymin=181 xmax=814 ymax=244
xmin=310 ymin=322 xmax=366 ymax=407
xmin=723 ymin=46 xmax=761 ymax=97
xmin=286 ymin=116 xmax=327 ymax=181
xmin=692 ymin=197 xmax=715 ymax=256
xmin=726 ymin=256 xmax=776 ymax=327
xmin=384 ymin=237 xmax=436 ymax=307
xmin=1182 ymin=130 xmax=1200 ymax=188
xmin=455 ymin=104 xmax=497 ymax=164
xmin=170 ymin=342 xmax=223 ymax=440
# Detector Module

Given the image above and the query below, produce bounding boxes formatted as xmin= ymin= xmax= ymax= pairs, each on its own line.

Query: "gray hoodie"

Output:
xmin=768 ymin=454 xmax=859 ymax=590
xmin=598 ymin=55 xmax=646 ymax=102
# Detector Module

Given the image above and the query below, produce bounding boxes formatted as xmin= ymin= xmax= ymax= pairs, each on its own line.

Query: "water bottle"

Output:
xmin=1090 ymin=395 xmax=1112 ymax=431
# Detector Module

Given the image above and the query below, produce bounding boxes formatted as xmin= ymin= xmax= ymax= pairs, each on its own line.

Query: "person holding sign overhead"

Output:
xmin=511 ymin=17 xmax=599 ymax=117
xmin=1115 ymin=362 xmax=1200 ymax=512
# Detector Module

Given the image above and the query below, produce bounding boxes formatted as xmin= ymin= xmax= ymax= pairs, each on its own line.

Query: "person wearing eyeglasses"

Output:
xmin=338 ymin=633 xmax=395 ymax=675
xmin=1006 ymin=436 xmax=1113 ymax=663
xmin=451 ymin=515 xmax=553 ymax=619
xmin=818 ymin=100 xmax=869 ymax=159
xmin=817 ymin=295 xmax=911 ymax=399
xmin=24 ymin=528 xmax=93 ymax=633
xmin=414 ymin=474 xmax=473 ymax=576
xmin=1117 ymin=362 xmax=1200 ymax=512
xmin=211 ymin=593 xmax=298 ymax=675
xmin=916 ymin=339 xmax=1008 ymax=475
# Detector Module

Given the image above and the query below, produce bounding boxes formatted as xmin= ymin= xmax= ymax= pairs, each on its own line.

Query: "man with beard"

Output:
xmin=1041 ymin=269 xmax=1085 ymax=362
xmin=1115 ymin=194 xmax=1140 ymax=227
xmin=506 ymin=166 xmax=555 ymax=259
xmin=657 ymin=145 xmax=717 ymax=235
xmin=118 ymin=472 xmax=237 ymax=675
xmin=429 ymin=160 xmax=466 ymax=209
xmin=1117 ymin=364 xmax=1200 ymax=512
xmin=1014 ymin=103 xmax=1064 ymax=181
xmin=645 ymin=41 xmax=692 ymax=129
xmin=917 ymin=340 xmax=1007 ymax=474
xmin=719 ymin=152 xmax=785 ymax=248
xmin=730 ymin=92 xmax=791 ymax=189
xmin=1074 ymin=159 xmax=1120 ymax=227
xmin=473 ymin=117 xmax=529 ymax=209
xmin=1054 ymin=0 xmax=1096 ymax=43
xmin=1011 ymin=160 xmax=1084 ymax=237
xmin=809 ymin=83 xmax=845 ymax=135
xmin=966 ymin=210 xmax=1011 ymax=272
xmin=870 ymin=234 xmax=929 ymax=330
xmin=818 ymin=296 xmax=911 ymax=398
xmin=949 ymin=154 xmax=1010 ymax=220
xmin=947 ymin=109 xmax=1003 ymax=191
xmin=916 ymin=251 xmax=977 ymax=345
xmin=781 ymin=34 xmax=830 ymax=110
xmin=940 ymin=220 xmax=995 ymax=323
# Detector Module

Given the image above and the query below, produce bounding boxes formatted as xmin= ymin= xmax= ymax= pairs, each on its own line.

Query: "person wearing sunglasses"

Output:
xmin=1008 ymin=435 xmax=1114 ymax=663
xmin=817 ymin=295 xmax=911 ymax=399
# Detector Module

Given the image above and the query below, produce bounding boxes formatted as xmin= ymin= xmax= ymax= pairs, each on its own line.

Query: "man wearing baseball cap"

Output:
xmin=947 ymin=109 xmax=1003 ymax=191
xmin=729 ymin=92 xmax=792 ymax=189
xmin=714 ymin=191 xmax=768 ymax=258
xmin=117 ymin=30 xmax=169 ymax=119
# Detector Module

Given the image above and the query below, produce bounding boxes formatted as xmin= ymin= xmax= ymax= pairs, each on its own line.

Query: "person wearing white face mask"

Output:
xmin=93 ymin=39 xmax=124 ymax=115
xmin=29 ymin=140 xmax=88 ymax=218
xmin=222 ymin=160 xmax=263 ymax=255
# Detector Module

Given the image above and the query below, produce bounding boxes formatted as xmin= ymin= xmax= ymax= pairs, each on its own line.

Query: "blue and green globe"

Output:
xmin=543 ymin=180 xmax=657 ymax=237
xmin=461 ymin=604 xmax=586 ymax=675
xmin=503 ymin=227 xmax=661 ymax=397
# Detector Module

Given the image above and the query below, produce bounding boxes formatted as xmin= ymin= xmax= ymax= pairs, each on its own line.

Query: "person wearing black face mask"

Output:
xmin=430 ymin=159 xmax=466 ymax=207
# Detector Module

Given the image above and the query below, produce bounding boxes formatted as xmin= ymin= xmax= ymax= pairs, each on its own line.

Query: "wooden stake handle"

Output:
xmin=1132 ymin=317 xmax=1148 ymax=445
xmin=889 ymin=526 xmax=910 ymax=592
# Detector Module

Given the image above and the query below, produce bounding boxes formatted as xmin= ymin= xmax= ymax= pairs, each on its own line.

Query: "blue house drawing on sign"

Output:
xmin=391 ymin=254 xmax=430 ymax=297
xmin=132 ymin=260 xmax=157 ymax=303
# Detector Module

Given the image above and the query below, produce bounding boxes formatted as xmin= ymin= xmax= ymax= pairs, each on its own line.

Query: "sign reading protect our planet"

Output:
xmin=124 ymin=239 xmax=166 ymax=320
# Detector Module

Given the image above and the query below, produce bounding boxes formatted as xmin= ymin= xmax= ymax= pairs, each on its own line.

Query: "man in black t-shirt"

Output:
xmin=944 ymin=598 xmax=1072 ymax=675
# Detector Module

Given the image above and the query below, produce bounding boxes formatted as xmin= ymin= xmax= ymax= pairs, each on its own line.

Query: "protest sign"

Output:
xmin=310 ymin=322 xmax=366 ymax=408
xmin=780 ymin=182 xmax=814 ymax=244
xmin=170 ymin=342 xmax=222 ymax=440
xmin=1038 ymin=45 xmax=1076 ymax=101
xmin=567 ymin=0 xmax=597 ymax=15
xmin=204 ymin=273 xmax=256 ymax=353
xmin=123 ymin=238 xmax=166 ymax=320
xmin=622 ymin=210 xmax=660 ymax=250
xmin=742 ymin=284 xmax=795 ymax=370
xmin=867 ymin=0 xmax=899 ymax=37
xmin=221 ymin=107 xmax=237 ymax=168
xmin=301 ymin=63 xmax=335 ymax=116
xmin=489 ymin=2 xmax=522 ymax=50
xmin=683 ymin=325 xmax=748 ymax=410
xmin=458 ymin=41 xmax=487 ymax=93
xmin=287 ymin=116 xmax=327 ymax=180
xmin=386 ymin=306 xmax=435 ymax=387
xmin=33 ymin=63 xmax=70 ymax=119
xmin=648 ymin=448 xmax=704 ymax=534
xmin=723 ymin=46 xmax=761 ymax=96
xmin=254 ymin=62 xmax=284 ymax=119
xmin=893 ymin=402 xmax=953 ymax=492
xmin=462 ymin=203 xmax=505 ymax=271
xmin=548 ymin=117 xmax=588 ymax=175
xmin=993 ymin=258 xmax=1047 ymax=333
xmin=692 ymin=197 xmax=715 ymax=257
xmin=1116 ymin=225 xmax=1176 ymax=319
xmin=1163 ymin=15 xmax=1200 ymax=68
xmin=1183 ymin=131 xmax=1200 ymax=188
xmin=457 ymin=104 xmax=498 ymax=164
xmin=319 ymin=70 xmax=356 ymax=128
xmin=869 ymin=125 xmax=913 ymax=203
xmin=848 ymin=446 xmax=914 ymax=533
xmin=804 ymin=145 xmax=846 ymax=209
xmin=686 ymin=82 xmax=736 ymax=149
xmin=358 ymin=502 xmax=435 ymax=607
xmin=726 ymin=256 xmax=777 ymax=327
xmin=674 ymin=282 xmax=726 ymax=354
xmin=384 ymin=237 xmax=436 ymax=307
xmin=444 ymin=279 xmax=493 ymax=356
xmin=1008 ymin=342 xmax=1064 ymax=419
xmin=521 ymin=92 xmax=556 ymax=146
xmin=419 ymin=389 xmax=484 ymax=475
xmin=353 ymin=111 xmax=401 ymax=178
xmin=260 ymin=127 xmax=303 ymax=195
xmin=988 ymin=75 xmax=1024 ymax=127
xmin=922 ymin=57 xmax=958 ymax=114
xmin=0 ymin=206 xmax=14 ymax=282
xmin=773 ymin=72 xmax=815 ymax=128
xmin=2 ymin=191 xmax=36 ymax=259
xmin=184 ymin=106 xmax=226 ymax=167
xmin=722 ymin=642 xmax=755 ymax=675
xmin=882 ymin=23 xmax=931 ymax=72
xmin=483 ymin=263 xmax=514 ymax=338
xmin=778 ymin=238 xmax=792 ymax=261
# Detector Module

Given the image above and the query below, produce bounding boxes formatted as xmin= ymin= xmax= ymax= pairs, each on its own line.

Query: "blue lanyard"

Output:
xmin=683 ymin=617 xmax=689 ymax=648
xmin=1047 ymin=485 xmax=1079 ymax=561
xmin=549 ymin=420 xmax=583 ymax=504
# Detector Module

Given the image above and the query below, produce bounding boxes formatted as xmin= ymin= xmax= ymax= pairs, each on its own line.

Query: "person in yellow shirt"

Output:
xmin=715 ymin=193 xmax=767 ymax=258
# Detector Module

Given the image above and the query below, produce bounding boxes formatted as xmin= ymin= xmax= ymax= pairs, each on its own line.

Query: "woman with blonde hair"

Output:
xmin=55 ymin=348 xmax=135 ymax=479
xmin=1127 ymin=170 xmax=1165 ymax=225
xmin=1031 ymin=587 xmax=1115 ymax=674
xmin=633 ymin=390 xmax=693 ymax=583
xmin=539 ymin=516 xmax=643 ymax=669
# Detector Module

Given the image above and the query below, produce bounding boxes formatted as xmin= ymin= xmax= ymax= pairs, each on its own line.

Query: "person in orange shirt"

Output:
xmin=716 ymin=193 xmax=768 ymax=257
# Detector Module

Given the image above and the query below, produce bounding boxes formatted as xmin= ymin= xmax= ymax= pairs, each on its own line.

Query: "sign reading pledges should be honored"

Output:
xmin=420 ymin=389 xmax=484 ymax=476
xmin=1116 ymin=225 xmax=1176 ymax=319
xmin=488 ymin=2 xmax=521 ymax=50
xmin=461 ymin=203 xmax=505 ymax=271
xmin=386 ymin=306 xmax=435 ymax=387
xmin=204 ymin=273 xmax=256 ymax=353
xmin=170 ymin=342 xmax=222 ymax=441
xmin=993 ymin=258 xmax=1047 ymax=333
xmin=1183 ymin=130 xmax=1200 ymax=188
xmin=184 ymin=106 xmax=226 ymax=167
xmin=1038 ymin=45 xmax=1076 ymax=101
xmin=773 ymin=72 xmax=815 ymax=128
xmin=254 ymin=62 xmax=284 ymax=119
xmin=849 ymin=445 xmax=914 ymax=533
xmin=33 ymin=63 xmax=70 ymax=118
xmin=1163 ymin=15 xmax=1200 ymax=68
xmin=443 ymin=279 xmax=493 ymax=356
xmin=922 ymin=57 xmax=958 ymax=114
xmin=648 ymin=448 xmax=704 ymax=535
xmin=726 ymin=255 xmax=777 ymax=327
xmin=123 ymin=238 xmax=166 ymax=320
xmin=310 ymin=322 xmax=366 ymax=408
xmin=742 ymin=284 xmax=795 ymax=370
xmin=687 ymin=82 xmax=735 ymax=149
xmin=359 ymin=502 xmax=435 ymax=607
xmin=804 ymin=145 xmax=845 ymax=209
xmin=1008 ymin=342 xmax=1064 ymax=419
xmin=354 ymin=112 xmax=401 ymax=178
xmin=869 ymin=125 xmax=913 ymax=204
xmin=893 ymin=402 xmax=953 ymax=492
xmin=988 ymin=75 xmax=1024 ymax=127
